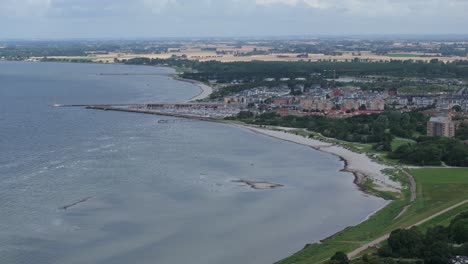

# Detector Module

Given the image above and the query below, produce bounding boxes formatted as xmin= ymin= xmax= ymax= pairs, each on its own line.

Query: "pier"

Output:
xmin=54 ymin=102 xmax=241 ymax=120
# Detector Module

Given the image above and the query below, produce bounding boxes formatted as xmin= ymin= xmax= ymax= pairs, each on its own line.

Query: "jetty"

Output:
xmin=53 ymin=102 xmax=241 ymax=120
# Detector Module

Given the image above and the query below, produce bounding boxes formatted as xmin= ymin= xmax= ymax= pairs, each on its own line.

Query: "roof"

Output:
xmin=429 ymin=116 xmax=450 ymax=123
xmin=449 ymin=256 xmax=468 ymax=264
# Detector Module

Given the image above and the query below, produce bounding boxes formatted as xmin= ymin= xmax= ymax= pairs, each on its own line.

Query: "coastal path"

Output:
xmin=347 ymin=199 xmax=468 ymax=259
xmin=393 ymin=169 xmax=417 ymax=220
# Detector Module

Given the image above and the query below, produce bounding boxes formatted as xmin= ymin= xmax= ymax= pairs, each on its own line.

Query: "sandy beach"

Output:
xmin=187 ymin=82 xmax=213 ymax=101
xmin=170 ymin=75 xmax=214 ymax=102
xmin=231 ymin=124 xmax=401 ymax=193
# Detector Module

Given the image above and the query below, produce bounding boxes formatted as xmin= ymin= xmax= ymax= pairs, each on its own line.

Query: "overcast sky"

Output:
xmin=1 ymin=0 xmax=468 ymax=39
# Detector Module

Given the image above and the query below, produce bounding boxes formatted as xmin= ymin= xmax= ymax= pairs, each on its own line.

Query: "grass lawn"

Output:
xmin=410 ymin=168 xmax=468 ymax=217
xmin=276 ymin=168 xmax=468 ymax=264
xmin=391 ymin=137 xmax=416 ymax=151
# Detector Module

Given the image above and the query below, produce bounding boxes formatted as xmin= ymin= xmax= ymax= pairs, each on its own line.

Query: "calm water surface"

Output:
xmin=0 ymin=62 xmax=387 ymax=264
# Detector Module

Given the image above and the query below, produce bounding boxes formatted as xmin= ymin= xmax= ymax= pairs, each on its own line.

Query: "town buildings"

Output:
xmin=219 ymin=80 xmax=467 ymax=121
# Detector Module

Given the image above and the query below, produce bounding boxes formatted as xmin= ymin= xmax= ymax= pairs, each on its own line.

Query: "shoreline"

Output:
xmin=171 ymin=74 xmax=214 ymax=102
xmin=229 ymin=123 xmax=401 ymax=194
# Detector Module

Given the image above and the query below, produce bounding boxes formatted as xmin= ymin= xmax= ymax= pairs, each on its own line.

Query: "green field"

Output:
xmin=399 ymin=84 xmax=461 ymax=93
xmin=411 ymin=168 xmax=468 ymax=215
xmin=277 ymin=168 xmax=468 ymax=264
xmin=391 ymin=137 xmax=416 ymax=151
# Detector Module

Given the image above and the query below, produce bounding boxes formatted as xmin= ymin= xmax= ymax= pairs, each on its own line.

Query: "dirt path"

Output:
xmin=394 ymin=170 xmax=417 ymax=220
xmin=403 ymin=170 xmax=417 ymax=203
xmin=347 ymin=199 xmax=468 ymax=259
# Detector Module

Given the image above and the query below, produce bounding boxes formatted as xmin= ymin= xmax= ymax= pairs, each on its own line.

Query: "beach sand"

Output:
xmin=171 ymin=75 xmax=214 ymax=102
xmin=187 ymin=82 xmax=213 ymax=102
xmin=232 ymin=124 xmax=401 ymax=193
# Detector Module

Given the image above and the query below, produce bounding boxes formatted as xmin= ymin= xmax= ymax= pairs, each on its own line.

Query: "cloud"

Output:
xmin=0 ymin=0 xmax=52 ymax=16
xmin=255 ymin=0 xmax=468 ymax=16
xmin=0 ymin=0 xmax=467 ymax=38
xmin=143 ymin=0 xmax=177 ymax=12
xmin=256 ymin=0 xmax=298 ymax=6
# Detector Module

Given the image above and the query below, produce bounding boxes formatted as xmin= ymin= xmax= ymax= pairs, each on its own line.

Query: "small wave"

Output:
xmin=97 ymin=136 xmax=113 ymax=141
xmin=87 ymin=148 xmax=100 ymax=152
xmin=52 ymin=218 xmax=63 ymax=226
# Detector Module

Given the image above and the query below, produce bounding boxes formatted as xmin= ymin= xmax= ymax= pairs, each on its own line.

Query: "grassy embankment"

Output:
xmin=276 ymin=166 xmax=468 ymax=264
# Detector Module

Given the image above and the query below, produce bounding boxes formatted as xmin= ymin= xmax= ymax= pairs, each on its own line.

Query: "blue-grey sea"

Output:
xmin=0 ymin=61 xmax=386 ymax=264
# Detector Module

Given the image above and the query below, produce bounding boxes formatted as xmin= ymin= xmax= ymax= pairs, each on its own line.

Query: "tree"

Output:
xmin=424 ymin=226 xmax=448 ymax=245
xmin=456 ymin=123 xmax=468 ymax=140
xmin=422 ymin=241 xmax=451 ymax=264
xmin=387 ymin=228 xmax=424 ymax=258
xmin=450 ymin=218 xmax=468 ymax=244
xmin=378 ymin=244 xmax=393 ymax=257
xmin=453 ymin=243 xmax=468 ymax=255
xmin=330 ymin=252 xmax=349 ymax=264
xmin=452 ymin=105 xmax=462 ymax=112
xmin=237 ymin=111 xmax=254 ymax=119
xmin=359 ymin=104 xmax=367 ymax=110
xmin=373 ymin=141 xmax=392 ymax=152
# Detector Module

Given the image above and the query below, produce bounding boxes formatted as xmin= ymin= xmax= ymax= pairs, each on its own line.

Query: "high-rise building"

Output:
xmin=427 ymin=116 xmax=455 ymax=137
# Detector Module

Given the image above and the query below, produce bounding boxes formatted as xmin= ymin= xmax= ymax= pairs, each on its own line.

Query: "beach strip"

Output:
xmin=231 ymin=124 xmax=402 ymax=193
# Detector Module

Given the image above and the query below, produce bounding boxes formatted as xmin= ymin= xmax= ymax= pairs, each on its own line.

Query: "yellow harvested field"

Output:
xmin=37 ymin=45 xmax=468 ymax=63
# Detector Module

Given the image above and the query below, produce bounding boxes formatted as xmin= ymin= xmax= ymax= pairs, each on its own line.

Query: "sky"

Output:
xmin=1 ymin=0 xmax=468 ymax=39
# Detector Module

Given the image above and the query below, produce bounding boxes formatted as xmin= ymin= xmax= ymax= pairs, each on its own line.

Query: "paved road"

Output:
xmin=347 ymin=199 xmax=468 ymax=259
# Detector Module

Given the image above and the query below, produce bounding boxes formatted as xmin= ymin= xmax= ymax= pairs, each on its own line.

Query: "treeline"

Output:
xmin=231 ymin=111 xmax=468 ymax=167
xmin=389 ymin=137 xmax=468 ymax=166
xmin=232 ymin=111 xmax=427 ymax=143
xmin=123 ymin=58 xmax=468 ymax=82
xmin=341 ymin=80 xmax=462 ymax=93
xmin=125 ymin=58 xmax=468 ymax=82
xmin=123 ymin=57 xmax=200 ymax=69
xmin=184 ymin=60 xmax=468 ymax=81
xmin=0 ymin=41 xmax=120 ymax=58
xmin=0 ymin=41 xmax=182 ymax=59
xmin=41 ymin=58 xmax=98 ymax=63
xmin=122 ymin=57 xmax=468 ymax=99
xmin=328 ymin=211 xmax=468 ymax=264
xmin=456 ymin=123 xmax=468 ymax=141
xmin=378 ymin=212 xmax=468 ymax=263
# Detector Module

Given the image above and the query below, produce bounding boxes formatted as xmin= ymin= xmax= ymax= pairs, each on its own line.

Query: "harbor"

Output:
xmin=55 ymin=102 xmax=241 ymax=120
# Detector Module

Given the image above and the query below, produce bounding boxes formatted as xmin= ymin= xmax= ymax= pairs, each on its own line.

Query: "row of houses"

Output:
xmin=386 ymin=95 xmax=468 ymax=110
